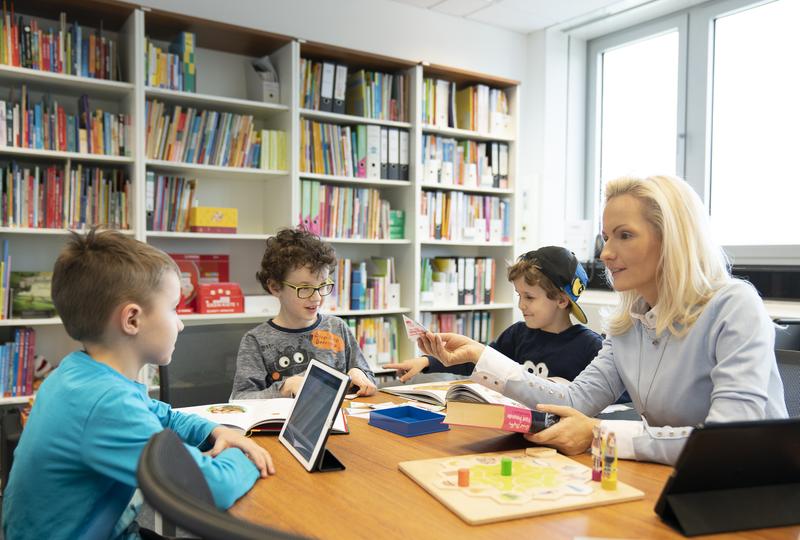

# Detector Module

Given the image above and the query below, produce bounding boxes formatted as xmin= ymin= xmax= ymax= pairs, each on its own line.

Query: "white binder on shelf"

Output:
xmin=320 ymin=62 xmax=335 ymax=112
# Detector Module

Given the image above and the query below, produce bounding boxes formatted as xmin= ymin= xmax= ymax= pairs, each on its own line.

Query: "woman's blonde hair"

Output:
xmin=603 ymin=175 xmax=730 ymax=337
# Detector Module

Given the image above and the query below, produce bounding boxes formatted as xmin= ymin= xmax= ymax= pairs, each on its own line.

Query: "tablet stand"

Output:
xmin=314 ymin=447 xmax=345 ymax=472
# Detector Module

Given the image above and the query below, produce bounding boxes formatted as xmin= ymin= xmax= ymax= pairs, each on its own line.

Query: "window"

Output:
xmin=709 ymin=0 xmax=800 ymax=246
xmin=585 ymin=0 xmax=800 ymax=262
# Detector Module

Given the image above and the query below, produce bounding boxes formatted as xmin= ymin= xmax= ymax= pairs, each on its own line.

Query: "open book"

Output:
xmin=380 ymin=379 xmax=521 ymax=407
xmin=176 ymin=398 xmax=348 ymax=435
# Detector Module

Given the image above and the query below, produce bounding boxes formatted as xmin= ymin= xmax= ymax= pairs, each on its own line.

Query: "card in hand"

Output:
xmin=402 ymin=314 xmax=429 ymax=341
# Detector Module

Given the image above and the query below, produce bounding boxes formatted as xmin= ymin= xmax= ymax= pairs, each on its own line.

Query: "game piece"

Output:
xmin=458 ymin=468 xmax=470 ymax=487
xmin=402 ymin=314 xmax=429 ymax=341
xmin=399 ymin=450 xmax=644 ymax=525
xmin=525 ymin=447 xmax=556 ymax=458
xmin=591 ymin=424 xmax=602 ymax=481
xmin=501 ymin=457 xmax=513 ymax=476
xmin=601 ymin=432 xmax=618 ymax=491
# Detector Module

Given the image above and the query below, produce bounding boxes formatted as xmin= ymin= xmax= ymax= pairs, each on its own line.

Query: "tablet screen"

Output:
xmin=280 ymin=362 xmax=345 ymax=464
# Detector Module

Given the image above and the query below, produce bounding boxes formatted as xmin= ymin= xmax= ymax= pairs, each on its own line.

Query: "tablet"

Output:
xmin=279 ymin=360 xmax=350 ymax=472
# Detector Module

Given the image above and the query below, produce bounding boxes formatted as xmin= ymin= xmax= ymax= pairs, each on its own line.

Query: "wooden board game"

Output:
xmin=399 ymin=449 xmax=644 ymax=525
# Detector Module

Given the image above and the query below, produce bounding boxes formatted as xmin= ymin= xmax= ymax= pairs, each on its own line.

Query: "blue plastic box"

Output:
xmin=368 ymin=405 xmax=449 ymax=437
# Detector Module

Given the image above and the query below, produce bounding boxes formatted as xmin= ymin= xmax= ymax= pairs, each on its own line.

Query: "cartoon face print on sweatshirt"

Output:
xmin=523 ymin=359 xmax=549 ymax=378
xmin=267 ymin=345 xmax=316 ymax=382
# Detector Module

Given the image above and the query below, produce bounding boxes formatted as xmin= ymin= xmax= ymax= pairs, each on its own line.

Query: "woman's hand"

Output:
xmin=208 ymin=426 xmax=275 ymax=478
xmin=416 ymin=332 xmax=485 ymax=366
xmin=523 ymin=404 xmax=600 ymax=456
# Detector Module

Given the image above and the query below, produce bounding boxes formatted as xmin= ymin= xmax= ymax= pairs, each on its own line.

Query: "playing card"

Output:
xmin=402 ymin=314 xmax=429 ymax=341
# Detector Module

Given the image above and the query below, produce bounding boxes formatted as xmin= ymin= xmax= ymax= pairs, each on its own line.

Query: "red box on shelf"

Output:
xmin=169 ymin=254 xmax=230 ymax=314
xmin=196 ymin=282 xmax=244 ymax=314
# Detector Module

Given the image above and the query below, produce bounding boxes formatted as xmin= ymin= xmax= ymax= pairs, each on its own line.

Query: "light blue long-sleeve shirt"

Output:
xmin=3 ymin=351 xmax=259 ymax=540
xmin=472 ymin=280 xmax=787 ymax=465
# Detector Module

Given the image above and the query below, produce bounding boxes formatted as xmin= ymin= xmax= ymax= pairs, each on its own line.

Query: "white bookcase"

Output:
xmin=0 ymin=2 xmax=519 ymax=402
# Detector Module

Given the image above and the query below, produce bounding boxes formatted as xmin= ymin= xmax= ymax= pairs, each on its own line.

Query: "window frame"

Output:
xmin=584 ymin=0 xmax=800 ymax=265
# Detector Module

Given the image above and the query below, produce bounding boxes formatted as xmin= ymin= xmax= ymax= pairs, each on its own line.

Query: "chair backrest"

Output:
xmin=776 ymin=349 xmax=800 ymax=418
xmin=775 ymin=319 xmax=800 ymax=351
xmin=137 ymin=429 xmax=306 ymax=540
xmin=1 ymin=408 xmax=22 ymax=492
xmin=161 ymin=323 xmax=254 ymax=407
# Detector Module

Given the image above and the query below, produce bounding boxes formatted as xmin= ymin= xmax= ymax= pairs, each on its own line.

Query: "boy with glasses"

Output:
xmin=231 ymin=228 xmax=377 ymax=399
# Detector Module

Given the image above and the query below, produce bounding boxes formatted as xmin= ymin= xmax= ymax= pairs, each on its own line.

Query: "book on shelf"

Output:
xmin=9 ymin=271 xmax=55 ymax=318
xmin=145 ymin=100 xmax=284 ymax=169
xmin=420 ymin=257 xmax=496 ymax=308
xmin=300 ymin=120 xmax=409 ymax=180
xmin=0 ymin=6 xmax=120 ymax=80
xmin=299 ymin=180 xmax=403 ymax=240
xmin=420 ymin=311 xmax=494 ymax=345
xmin=422 ymin=78 xmax=456 ymax=128
xmin=1 ymin=87 xmax=131 ymax=155
xmin=341 ymin=316 xmax=400 ymax=370
xmin=145 ymin=172 xmax=196 ymax=232
xmin=422 ymin=135 xmax=508 ymax=188
xmin=1 ymin=327 xmax=36 ymax=397
xmin=444 ymin=401 xmax=559 ymax=434
xmin=1 ymin=162 xmax=130 ymax=230
xmin=145 ymin=32 xmax=196 ymax=92
xmin=168 ymin=253 xmax=229 ymax=314
xmin=419 ymin=191 xmax=510 ymax=242
xmin=325 ymin=256 xmax=399 ymax=312
xmin=380 ymin=379 xmax=520 ymax=407
xmin=299 ymin=58 xmax=408 ymax=121
xmin=176 ymin=398 xmax=348 ymax=435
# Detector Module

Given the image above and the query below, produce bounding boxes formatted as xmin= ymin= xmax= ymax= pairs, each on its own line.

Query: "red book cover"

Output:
xmin=444 ymin=401 xmax=533 ymax=434
xmin=188 ymin=226 xmax=237 ymax=234
xmin=26 ymin=328 xmax=35 ymax=395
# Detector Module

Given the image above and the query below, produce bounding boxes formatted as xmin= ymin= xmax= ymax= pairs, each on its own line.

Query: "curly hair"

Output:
xmin=256 ymin=228 xmax=336 ymax=294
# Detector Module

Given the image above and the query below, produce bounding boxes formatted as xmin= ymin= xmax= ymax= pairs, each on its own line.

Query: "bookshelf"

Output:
xmin=0 ymin=2 xmax=519 ymax=394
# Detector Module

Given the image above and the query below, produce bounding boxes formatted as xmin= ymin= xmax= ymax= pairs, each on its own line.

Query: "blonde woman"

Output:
xmin=419 ymin=175 xmax=787 ymax=465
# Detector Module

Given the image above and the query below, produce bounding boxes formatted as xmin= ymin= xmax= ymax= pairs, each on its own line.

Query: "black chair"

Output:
xmin=776 ymin=349 xmax=800 ymax=418
xmin=1 ymin=407 xmax=22 ymax=494
xmin=160 ymin=323 xmax=254 ymax=407
xmin=137 ymin=429 xmax=307 ymax=540
xmin=775 ymin=319 xmax=800 ymax=351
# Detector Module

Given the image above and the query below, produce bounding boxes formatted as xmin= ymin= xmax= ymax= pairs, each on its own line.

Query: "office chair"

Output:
xmin=775 ymin=319 xmax=800 ymax=351
xmin=137 ymin=429 xmax=306 ymax=540
xmin=160 ymin=323 xmax=253 ymax=407
xmin=1 ymin=408 xmax=22 ymax=493
xmin=776 ymin=349 xmax=800 ymax=418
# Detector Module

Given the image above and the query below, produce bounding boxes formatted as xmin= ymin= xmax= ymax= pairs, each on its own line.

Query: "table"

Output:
xmin=231 ymin=398 xmax=800 ymax=539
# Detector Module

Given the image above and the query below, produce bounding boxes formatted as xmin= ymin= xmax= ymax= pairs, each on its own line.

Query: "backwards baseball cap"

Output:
xmin=520 ymin=246 xmax=588 ymax=324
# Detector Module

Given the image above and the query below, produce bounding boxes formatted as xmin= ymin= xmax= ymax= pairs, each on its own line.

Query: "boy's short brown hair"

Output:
xmin=507 ymin=259 xmax=564 ymax=301
xmin=52 ymin=228 xmax=179 ymax=342
xmin=256 ymin=228 xmax=336 ymax=294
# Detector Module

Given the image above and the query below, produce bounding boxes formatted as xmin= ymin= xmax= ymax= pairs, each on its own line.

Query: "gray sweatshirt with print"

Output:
xmin=230 ymin=313 xmax=375 ymax=399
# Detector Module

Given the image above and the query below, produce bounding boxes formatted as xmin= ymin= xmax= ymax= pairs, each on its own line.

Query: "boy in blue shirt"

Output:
xmin=386 ymin=246 xmax=602 ymax=383
xmin=3 ymin=229 xmax=274 ymax=540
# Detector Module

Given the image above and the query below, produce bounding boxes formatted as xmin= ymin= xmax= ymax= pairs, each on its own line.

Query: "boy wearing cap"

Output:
xmin=385 ymin=246 xmax=602 ymax=382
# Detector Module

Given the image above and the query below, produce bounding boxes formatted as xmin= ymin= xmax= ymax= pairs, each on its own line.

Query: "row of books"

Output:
xmin=325 ymin=257 xmax=399 ymax=312
xmin=0 ymin=7 xmax=119 ymax=80
xmin=300 ymin=180 xmax=404 ymax=240
xmin=299 ymin=59 xmax=409 ymax=122
xmin=419 ymin=191 xmax=510 ymax=243
xmin=145 ymin=172 xmax=195 ymax=232
xmin=1 ymin=327 xmax=35 ymax=397
xmin=1 ymin=162 xmax=130 ymax=230
xmin=300 ymin=120 xmax=410 ymax=180
xmin=145 ymin=100 xmax=285 ymax=169
xmin=0 ymin=239 xmax=8 ymax=319
xmin=422 ymin=79 xmax=510 ymax=134
xmin=422 ymin=135 xmax=509 ymax=189
xmin=342 ymin=316 xmax=400 ymax=370
xmin=420 ymin=257 xmax=496 ymax=307
xmin=145 ymin=32 xmax=196 ymax=92
xmin=1 ymin=88 xmax=131 ymax=156
xmin=419 ymin=311 xmax=495 ymax=345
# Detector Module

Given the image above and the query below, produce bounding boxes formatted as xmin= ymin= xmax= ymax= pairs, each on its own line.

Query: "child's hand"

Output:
xmin=383 ymin=356 xmax=430 ymax=383
xmin=208 ymin=426 xmax=276 ymax=478
xmin=280 ymin=375 xmax=305 ymax=397
xmin=347 ymin=368 xmax=377 ymax=396
xmin=522 ymin=404 xmax=600 ymax=456
xmin=417 ymin=332 xmax=485 ymax=366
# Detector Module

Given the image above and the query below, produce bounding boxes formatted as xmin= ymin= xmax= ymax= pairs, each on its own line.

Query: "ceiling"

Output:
xmin=388 ymin=0 xmax=650 ymax=34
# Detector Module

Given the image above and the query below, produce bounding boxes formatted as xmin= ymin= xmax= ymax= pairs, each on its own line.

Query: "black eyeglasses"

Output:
xmin=282 ymin=280 xmax=335 ymax=299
